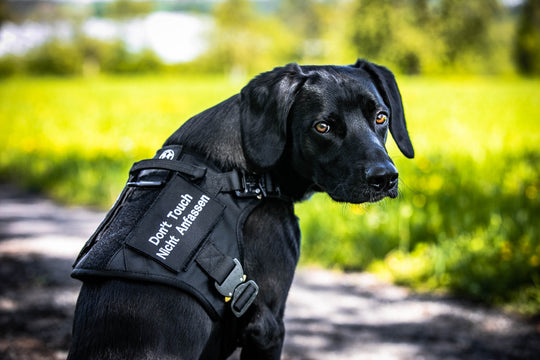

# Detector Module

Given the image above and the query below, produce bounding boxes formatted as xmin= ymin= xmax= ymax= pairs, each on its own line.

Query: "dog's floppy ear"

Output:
xmin=240 ymin=63 xmax=308 ymax=170
xmin=353 ymin=59 xmax=415 ymax=158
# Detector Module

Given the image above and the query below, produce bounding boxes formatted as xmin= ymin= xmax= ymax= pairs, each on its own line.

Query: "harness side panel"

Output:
xmin=72 ymin=148 xmax=263 ymax=320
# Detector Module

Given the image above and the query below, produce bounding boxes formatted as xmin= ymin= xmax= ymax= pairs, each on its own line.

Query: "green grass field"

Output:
xmin=1 ymin=75 xmax=539 ymax=315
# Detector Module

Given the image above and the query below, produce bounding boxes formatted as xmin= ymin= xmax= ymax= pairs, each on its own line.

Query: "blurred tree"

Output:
xmin=209 ymin=0 xmax=257 ymax=74
xmin=350 ymin=0 xmax=394 ymax=62
xmin=278 ymin=0 xmax=326 ymax=60
xmin=436 ymin=0 xmax=501 ymax=66
xmin=279 ymin=0 xmax=322 ymax=36
xmin=349 ymin=0 xmax=432 ymax=74
xmin=348 ymin=0 xmax=506 ymax=74
xmin=412 ymin=0 xmax=430 ymax=25
xmin=0 ymin=0 xmax=12 ymax=26
xmin=103 ymin=0 xmax=154 ymax=20
xmin=0 ymin=0 xmax=67 ymax=25
xmin=215 ymin=0 xmax=253 ymax=27
xmin=199 ymin=0 xmax=297 ymax=76
xmin=26 ymin=39 xmax=83 ymax=76
xmin=515 ymin=0 xmax=540 ymax=75
xmin=96 ymin=0 xmax=158 ymax=74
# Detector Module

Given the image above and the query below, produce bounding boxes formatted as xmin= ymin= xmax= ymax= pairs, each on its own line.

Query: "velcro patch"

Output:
xmin=126 ymin=175 xmax=224 ymax=273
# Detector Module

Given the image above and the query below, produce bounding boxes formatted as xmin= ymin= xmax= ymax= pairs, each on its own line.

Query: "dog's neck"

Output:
xmin=269 ymin=160 xmax=317 ymax=202
xmin=165 ymin=95 xmax=248 ymax=171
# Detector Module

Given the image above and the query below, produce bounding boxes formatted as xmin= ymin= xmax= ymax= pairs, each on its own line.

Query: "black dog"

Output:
xmin=68 ymin=59 xmax=414 ymax=360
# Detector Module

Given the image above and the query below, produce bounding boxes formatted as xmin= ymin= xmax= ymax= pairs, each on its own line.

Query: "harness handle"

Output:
xmin=129 ymin=159 xmax=207 ymax=181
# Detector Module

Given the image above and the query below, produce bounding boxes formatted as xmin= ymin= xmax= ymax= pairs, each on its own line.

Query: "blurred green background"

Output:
xmin=1 ymin=0 xmax=539 ymax=316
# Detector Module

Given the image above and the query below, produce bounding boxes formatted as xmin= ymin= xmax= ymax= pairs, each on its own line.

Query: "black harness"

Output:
xmin=72 ymin=145 xmax=285 ymax=320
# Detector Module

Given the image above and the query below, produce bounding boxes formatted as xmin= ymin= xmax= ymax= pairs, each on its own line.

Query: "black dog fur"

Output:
xmin=68 ymin=59 xmax=414 ymax=360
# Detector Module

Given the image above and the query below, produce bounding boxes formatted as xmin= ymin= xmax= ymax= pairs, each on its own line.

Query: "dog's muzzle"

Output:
xmin=365 ymin=163 xmax=399 ymax=194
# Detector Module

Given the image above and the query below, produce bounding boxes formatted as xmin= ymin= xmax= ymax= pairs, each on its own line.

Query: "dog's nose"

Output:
xmin=366 ymin=163 xmax=398 ymax=192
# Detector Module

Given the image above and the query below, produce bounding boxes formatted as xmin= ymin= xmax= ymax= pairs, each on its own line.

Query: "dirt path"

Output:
xmin=1 ymin=184 xmax=539 ymax=360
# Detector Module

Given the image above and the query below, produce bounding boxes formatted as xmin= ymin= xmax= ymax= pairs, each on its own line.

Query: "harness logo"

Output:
xmin=159 ymin=149 xmax=176 ymax=160
xmin=126 ymin=175 xmax=224 ymax=272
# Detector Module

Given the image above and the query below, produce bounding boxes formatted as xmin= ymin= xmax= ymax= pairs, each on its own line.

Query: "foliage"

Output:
xmin=436 ymin=0 xmax=502 ymax=65
xmin=1 ymin=76 xmax=539 ymax=316
xmin=100 ymin=0 xmax=154 ymax=19
xmin=0 ymin=0 xmax=536 ymax=77
xmin=99 ymin=41 xmax=163 ymax=74
xmin=0 ymin=54 xmax=22 ymax=77
xmin=348 ymin=0 xmax=430 ymax=74
xmin=514 ymin=0 xmax=540 ymax=75
xmin=26 ymin=39 xmax=84 ymax=76
xmin=195 ymin=0 xmax=299 ymax=75
xmin=194 ymin=0 xmax=519 ymax=76
xmin=344 ymin=0 xmax=509 ymax=75
xmin=0 ymin=36 xmax=165 ymax=77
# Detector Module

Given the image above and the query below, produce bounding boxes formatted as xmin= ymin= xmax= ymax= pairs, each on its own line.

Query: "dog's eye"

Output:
xmin=376 ymin=113 xmax=388 ymax=125
xmin=314 ymin=122 xmax=331 ymax=134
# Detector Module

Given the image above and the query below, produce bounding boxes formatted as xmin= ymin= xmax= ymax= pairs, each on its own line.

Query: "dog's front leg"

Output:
xmin=239 ymin=200 xmax=300 ymax=359
xmin=240 ymin=304 xmax=285 ymax=360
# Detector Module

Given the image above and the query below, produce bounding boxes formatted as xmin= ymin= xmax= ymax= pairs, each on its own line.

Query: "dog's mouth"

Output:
xmin=310 ymin=159 xmax=400 ymax=204
xmin=323 ymin=182 xmax=399 ymax=204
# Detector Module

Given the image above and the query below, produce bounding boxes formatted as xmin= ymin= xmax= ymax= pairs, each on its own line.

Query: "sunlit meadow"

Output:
xmin=1 ymin=75 xmax=539 ymax=314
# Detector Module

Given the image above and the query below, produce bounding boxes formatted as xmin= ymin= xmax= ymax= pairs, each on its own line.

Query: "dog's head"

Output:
xmin=240 ymin=60 xmax=414 ymax=204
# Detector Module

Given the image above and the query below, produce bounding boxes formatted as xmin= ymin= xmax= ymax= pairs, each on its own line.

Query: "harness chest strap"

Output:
xmin=129 ymin=158 xmax=283 ymax=200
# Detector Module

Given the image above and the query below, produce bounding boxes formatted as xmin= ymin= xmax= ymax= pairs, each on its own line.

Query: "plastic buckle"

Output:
xmin=231 ymin=280 xmax=259 ymax=317
xmin=235 ymin=173 xmax=266 ymax=199
xmin=215 ymin=258 xmax=245 ymax=299
xmin=214 ymin=258 xmax=259 ymax=318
